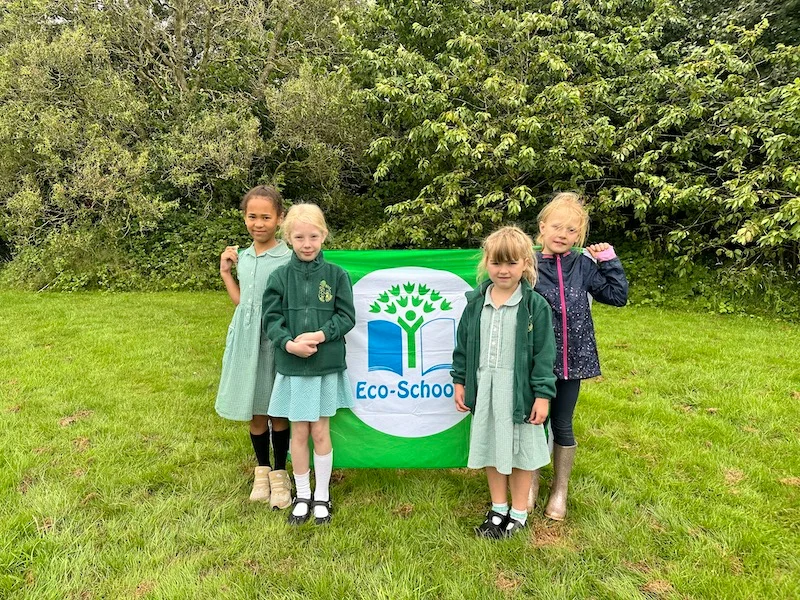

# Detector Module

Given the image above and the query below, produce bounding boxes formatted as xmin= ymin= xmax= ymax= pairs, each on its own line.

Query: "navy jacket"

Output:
xmin=535 ymin=251 xmax=628 ymax=380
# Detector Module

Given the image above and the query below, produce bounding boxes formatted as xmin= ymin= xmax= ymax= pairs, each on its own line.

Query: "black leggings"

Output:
xmin=550 ymin=379 xmax=581 ymax=447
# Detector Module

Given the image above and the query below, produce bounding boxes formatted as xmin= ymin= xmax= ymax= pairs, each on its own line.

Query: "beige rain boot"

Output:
xmin=268 ymin=469 xmax=292 ymax=510
xmin=249 ymin=466 xmax=272 ymax=502
xmin=544 ymin=444 xmax=577 ymax=521
xmin=526 ymin=469 xmax=541 ymax=512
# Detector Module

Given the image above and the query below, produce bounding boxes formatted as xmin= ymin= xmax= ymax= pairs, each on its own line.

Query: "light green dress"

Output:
xmin=467 ymin=284 xmax=551 ymax=475
xmin=215 ymin=241 xmax=291 ymax=421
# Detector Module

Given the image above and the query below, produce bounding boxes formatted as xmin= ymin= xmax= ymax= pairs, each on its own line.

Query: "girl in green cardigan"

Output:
xmin=451 ymin=226 xmax=557 ymax=538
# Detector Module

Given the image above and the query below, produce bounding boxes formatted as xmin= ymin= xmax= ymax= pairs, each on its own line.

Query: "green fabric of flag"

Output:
xmin=324 ymin=249 xmax=479 ymax=468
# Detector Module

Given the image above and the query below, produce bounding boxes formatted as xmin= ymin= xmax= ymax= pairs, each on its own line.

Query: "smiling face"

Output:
xmin=539 ymin=208 xmax=582 ymax=255
xmin=244 ymin=196 xmax=282 ymax=249
xmin=288 ymin=220 xmax=327 ymax=261
xmin=487 ymin=257 xmax=528 ymax=292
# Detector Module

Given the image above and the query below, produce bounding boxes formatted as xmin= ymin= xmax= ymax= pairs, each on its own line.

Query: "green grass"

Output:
xmin=1 ymin=291 xmax=798 ymax=599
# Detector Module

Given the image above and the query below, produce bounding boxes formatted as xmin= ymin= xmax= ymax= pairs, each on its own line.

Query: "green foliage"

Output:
xmin=344 ymin=0 xmax=800 ymax=285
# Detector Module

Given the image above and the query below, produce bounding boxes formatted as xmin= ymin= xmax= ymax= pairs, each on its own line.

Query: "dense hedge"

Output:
xmin=0 ymin=0 xmax=798 ymax=316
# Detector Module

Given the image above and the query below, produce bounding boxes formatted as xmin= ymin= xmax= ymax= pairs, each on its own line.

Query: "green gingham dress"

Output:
xmin=467 ymin=284 xmax=551 ymax=475
xmin=215 ymin=241 xmax=291 ymax=421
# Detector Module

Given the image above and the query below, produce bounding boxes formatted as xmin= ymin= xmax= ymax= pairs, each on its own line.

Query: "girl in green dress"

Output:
xmin=451 ymin=226 xmax=557 ymax=538
xmin=216 ymin=186 xmax=293 ymax=509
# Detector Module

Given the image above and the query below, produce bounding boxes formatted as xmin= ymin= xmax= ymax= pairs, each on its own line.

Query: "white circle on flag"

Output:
xmin=347 ymin=267 xmax=472 ymax=438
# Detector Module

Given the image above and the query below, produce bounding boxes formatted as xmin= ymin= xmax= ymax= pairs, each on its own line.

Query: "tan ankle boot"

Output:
xmin=526 ymin=469 xmax=540 ymax=512
xmin=268 ymin=469 xmax=292 ymax=510
xmin=249 ymin=466 xmax=271 ymax=501
xmin=544 ymin=444 xmax=576 ymax=521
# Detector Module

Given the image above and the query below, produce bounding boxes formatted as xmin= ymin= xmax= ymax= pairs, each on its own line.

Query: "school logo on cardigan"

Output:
xmin=348 ymin=267 xmax=471 ymax=438
xmin=318 ymin=280 xmax=333 ymax=302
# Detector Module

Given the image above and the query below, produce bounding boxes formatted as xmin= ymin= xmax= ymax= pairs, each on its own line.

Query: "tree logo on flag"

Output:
xmin=368 ymin=282 xmax=453 ymax=370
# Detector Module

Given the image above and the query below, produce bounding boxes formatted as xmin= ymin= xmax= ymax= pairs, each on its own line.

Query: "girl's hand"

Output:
xmin=295 ymin=331 xmax=325 ymax=345
xmin=286 ymin=339 xmax=318 ymax=358
xmin=220 ymin=246 xmax=239 ymax=274
xmin=529 ymin=397 xmax=549 ymax=424
xmin=586 ymin=243 xmax=611 ymax=258
xmin=454 ymin=383 xmax=469 ymax=412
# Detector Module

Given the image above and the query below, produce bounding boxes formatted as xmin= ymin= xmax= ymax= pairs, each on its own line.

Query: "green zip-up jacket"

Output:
xmin=451 ymin=279 xmax=557 ymax=424
xmin=262 ymin=251 xmax=355 ymax=376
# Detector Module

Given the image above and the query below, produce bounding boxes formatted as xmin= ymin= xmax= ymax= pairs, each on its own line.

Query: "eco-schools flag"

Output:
xmin=325 ymin=249 xmax=478 ymax=468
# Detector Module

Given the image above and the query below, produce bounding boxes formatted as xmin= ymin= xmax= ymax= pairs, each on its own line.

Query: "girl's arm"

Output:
xmin=584 ymin=244 xmax=628 ymax=307
xmin=316 ymin=270 xmax=356 ymax=342
xmin=529 ymin=301 xmax=557 ymax=402
xmin=262 ymin=271 xmax=294 ymax=350
xmin=451 ymin=311 xmax=469 ymax=412
xmin=220 ymin=246 xmax=240 ymax=305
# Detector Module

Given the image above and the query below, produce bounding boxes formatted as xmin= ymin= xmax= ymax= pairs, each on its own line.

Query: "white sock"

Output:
xmin=292 ymin=470 xmax=311 ymax=517
xmin=509 ymin=507 xmax=528 ymax=526
xmin=313 ymin=450 xmax=333 ymax=518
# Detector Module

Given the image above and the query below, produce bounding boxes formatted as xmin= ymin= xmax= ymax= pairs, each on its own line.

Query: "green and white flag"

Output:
xmin=325 ymin=249 xmax=479 ymax=468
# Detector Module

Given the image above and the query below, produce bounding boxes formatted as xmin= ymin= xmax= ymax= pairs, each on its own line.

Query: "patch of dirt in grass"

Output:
xmin=19 ymin=474 xmax=34 ymax=494
xmin=6 ymin=404 xmax=21 ymax=413
xmin=72 ymin=468 xmax=87 ymax=478
xmin=727 ymin=554 xmax=744 ymax=575
xmin=244 ymin=559 xmax=260 ymax=574
xmin=25 ymin=571 xmax=35 ymax=586
xmin=80 ymin=492 xmax=99 ymax=506
xmin=494 ymin=570 xmax=522 ymax=593
xmin=623 ymin=560 xmax=652 ymax=574
xmin=392 ymin=503 xmax=414 ymax=518
xmin=674 ymin=404 xmax=694 ymax=413
xmin=724 ymin=469 xmax=745 ymax=485
xmin=36 ymin=517 xmax=54 ymax=534
xmin=641 ymin=579 xmax=674 ymax=597
xmin=73 ymin=437 xmax=91 ymax=452
xmin=33 ymin=446 xmax=50 ymax=454
xmin=58 ymin=410 xmax=93 ymax=427
xmin=791 ymin=391 xmax=800 ymax=400
xmin=133 ymin=581 xmax=156 ymax=598
xmin=330 ymin=470 xmax=345 ymax=484
xmin=529 ymin=519 xmax=570 ymax=548
xmin=779 ymin=477 xmax=800 ymax=486
xmin=741 ymin=425 xmax=759 ymax=434
xmin=633 ymin=387 xmax=642 ymax=395
xmin=705 ymin=407 xmax=719 ymax=414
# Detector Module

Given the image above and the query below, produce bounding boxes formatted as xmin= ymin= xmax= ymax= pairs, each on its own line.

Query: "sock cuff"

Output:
xmin=491 ymin=503 xmax=509 ymax=515
xmin=510 ymin=508 xmax=527 ymax=520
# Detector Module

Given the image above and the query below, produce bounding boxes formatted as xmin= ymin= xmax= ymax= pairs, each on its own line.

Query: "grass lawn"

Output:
xmin=1 ymin=291 xmax=798 ymax=599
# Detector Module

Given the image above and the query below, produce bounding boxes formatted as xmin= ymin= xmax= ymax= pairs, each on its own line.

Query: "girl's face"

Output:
xmin=487 ymin=256 xmax=527 ymax=292
xmin=244 ymin=196 xmax=282 ymax=247
xmin=539 ymin=208 xmax=581 ymax=254
xmin=289 ymin=221 xmax=326 ymax=261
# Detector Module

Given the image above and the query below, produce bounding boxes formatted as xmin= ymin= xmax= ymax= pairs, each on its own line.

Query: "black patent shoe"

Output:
xmin=475 ymin=510 xmax=508 ymax=539
xmin=287 ymin=497 xmax=312 ymax=525
xmin=312 ymin=499 xmax=333 ymax=525
xmin=502 ymin=517 xmax=526 ymax=538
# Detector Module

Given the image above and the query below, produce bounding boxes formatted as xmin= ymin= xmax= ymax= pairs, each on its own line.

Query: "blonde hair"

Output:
xmin=478 ymin=226 xmax=537 ymax=286
xmin=281 ymin=202 xmax=329 ymax=239
xmin=536 ymin=192 xmax=589 ymax=246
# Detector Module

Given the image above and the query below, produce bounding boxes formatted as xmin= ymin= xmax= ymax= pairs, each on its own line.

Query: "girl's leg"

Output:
xmin=289 ymin=422 xmax=312 ymax=520
xmin=248 ymin=415 xmax=271 ymax=501
xmin=509 ymin=469 xmax=533 ymax=513
xmin=549 ymin=380 xmax=581 ymax=447
xmin=545 ymin=379 xmax=581 ymax=521
xmin=269 ymin=416 xmax=290 ymax=470
xmin=249 ymin=415 xmax=270 ymax=466
xmin=485 ymin=467 xmax=508 ymax=505
xmin=476 ymin=467 xmax=510 ymax=538
xmin=310 ymin=418 xmax=333 ymax=521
